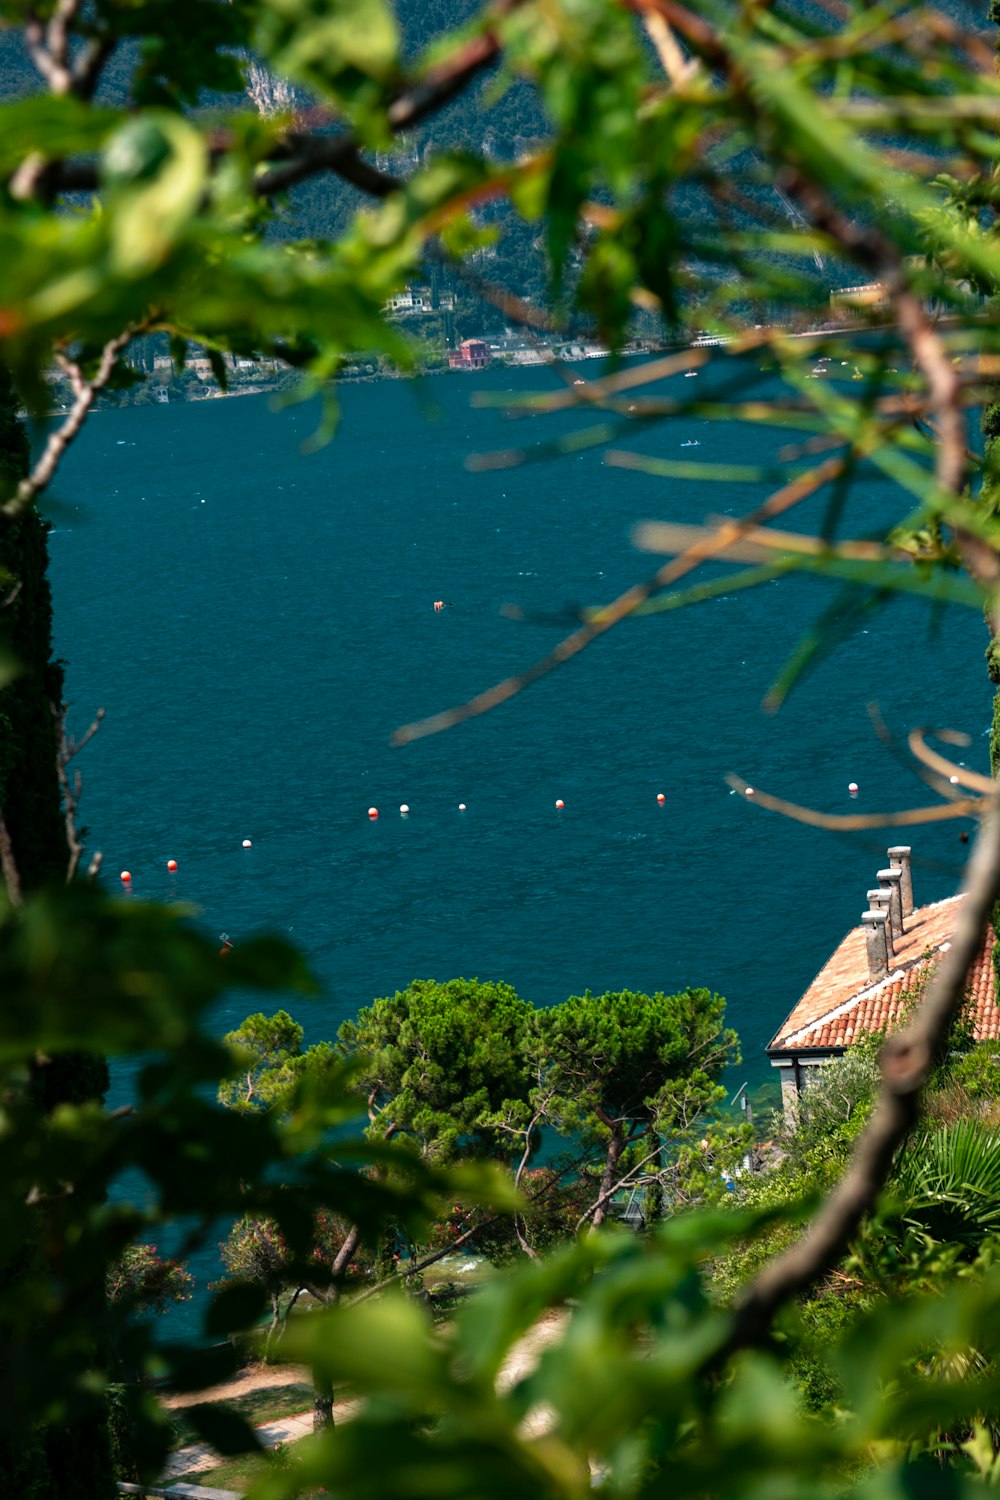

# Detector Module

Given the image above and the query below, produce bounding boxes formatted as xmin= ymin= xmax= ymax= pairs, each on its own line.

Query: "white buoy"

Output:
xmin=848 ymin=782 xmax=859 ymax=795
xmin=656 ymin=793 xmax=665 ymax=805
xmin=745 ymin=787 xmax=755 ymax=797
xmin=242 ymin=838 xmax=252 ymax=848
xmin=950 ymin=775 xmax=960 ymax=785
xmin=555 ymin=799 xmax=565 ymax=809
xmin=458 ymin=803 xmax=467 ymax=812
xmin=400 ymin=804 xmax=410 ymax=815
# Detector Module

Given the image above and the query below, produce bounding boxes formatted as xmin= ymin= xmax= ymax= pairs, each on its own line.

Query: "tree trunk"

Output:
xmin=0 ymin=365 xmax=69 ymax=888
xmin=592 ymin=1128 xmax=624 ymax=1229
xmin=312 ymin=1373 xmax=335 ymax=1433
xmin=0 ymin=365 xmax=116 ymax=1496
xmin=264 ymin=1292 xmax=281 ymax=1357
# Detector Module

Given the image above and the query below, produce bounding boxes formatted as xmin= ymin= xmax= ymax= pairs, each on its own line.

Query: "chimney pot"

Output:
xmin=877 ymin=868 xmax=904 ymax=935
xmin=868 ymin=889 xmax=895 ymax=954
xmin=862 ymin=910 xmax=889 ymax=979
xmin=887 ymin=846 xmax=913 ymax=917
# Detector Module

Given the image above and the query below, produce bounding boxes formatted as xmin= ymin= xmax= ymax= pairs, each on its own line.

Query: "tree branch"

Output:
xmin=391 ymin=453 xmax=848 ymax=744
xmin=4 ymin=330 xmax=137 ymax=520
xmin=0 ymin=805 xmax=23 ymax=907
xmin=574 ymin=1133 xmax=662 ymax=1234
xmin=24 ymin=0 xmax=81 ymax=95
xmin=51 ymin=701 xmax=104 ymax=882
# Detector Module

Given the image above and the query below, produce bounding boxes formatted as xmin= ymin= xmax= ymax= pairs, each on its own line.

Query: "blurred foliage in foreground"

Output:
xmin=6 ymin=0 xmax=1000 ymax=1495
xmin=6 ymin=883 xmax=1000 ymax=1498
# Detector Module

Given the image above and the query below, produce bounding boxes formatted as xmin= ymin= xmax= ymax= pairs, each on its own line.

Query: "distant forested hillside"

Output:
xmin=0 ymin=3 xmax=555 ymax=334
xmin=1 ymin=0 xmax=916 ymax=340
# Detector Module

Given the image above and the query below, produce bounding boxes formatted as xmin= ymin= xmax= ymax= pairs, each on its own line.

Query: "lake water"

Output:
xmin=46 ymin=360 xmax=989 ymax=1083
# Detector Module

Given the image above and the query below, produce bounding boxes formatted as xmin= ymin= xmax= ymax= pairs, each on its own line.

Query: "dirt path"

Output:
xmin=161 ymin=1308 xmax=567 ymax=1414
xmin=160 ymin=1362 xmax=312 ymax=1411
xmin=161 ymin=1309 xmax=570 ymax=1485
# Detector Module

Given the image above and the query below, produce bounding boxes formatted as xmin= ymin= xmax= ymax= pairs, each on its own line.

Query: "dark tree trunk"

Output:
xmin=0 ymin=365 xmax=69 ymax=888
xmin=592 ymin=1127 xmax=624 ymax=1229
xmin=0 ymin=367 xmax=115 ymax=1497
xmin=312 ymin=1373 xmax=335 ymax=1433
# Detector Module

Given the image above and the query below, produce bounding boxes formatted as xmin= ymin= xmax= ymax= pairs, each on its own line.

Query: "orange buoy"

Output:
xmin=368 ymin=807 xmax=379 ymax=820
xmin=167 ymin=859 xmax=178 ymax=872
xmin=656 ymin=793 xmax=665 ymax=804
xmin=120 ymin=870 xmax=131 ymax=883
xmin=555 ymin=799 xmax=565 ymax=809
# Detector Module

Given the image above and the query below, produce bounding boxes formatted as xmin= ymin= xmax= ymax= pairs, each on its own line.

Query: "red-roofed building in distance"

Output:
xmin=448 ymin=338 xmax=490 ymax=370
xmin=767 ymin=847 xmax=998 ymax=1121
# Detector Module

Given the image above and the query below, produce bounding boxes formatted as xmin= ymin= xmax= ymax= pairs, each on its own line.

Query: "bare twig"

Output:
xmin=24 ymin=0 xmax=81 ymax=95
xmin=0 ymin=805 xmax=23 ymax=907
xmin=391 ymin=453 xmax=848 ymax=744
xmin=719 ymin=789 xmax=1000 ymax=1357
xmin=906 ymin=727 xmax=995 ymax=796
xmin=642 ymin=9 xmax=699 ymax=87
xmin=574 ymin=1138 xmax=666 ymax=1234
xmin=51 ymin=701 xmax=105 ymax=882
xmin=5 ymin=331 xmax=137 ymax=520
xmin=254 ymin=138 xmax=403 ymax=200
xmin=725 ymin=774 xmax=981 ymax=830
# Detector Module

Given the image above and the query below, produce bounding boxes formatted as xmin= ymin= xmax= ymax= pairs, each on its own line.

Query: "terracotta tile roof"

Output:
xmin=768 ymin=894 xmax=999 ymax=1053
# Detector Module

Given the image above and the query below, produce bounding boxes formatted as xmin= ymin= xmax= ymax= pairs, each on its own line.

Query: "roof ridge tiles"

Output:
xmin=781 ymin=956 xmax=935 ymax=1048
xmin=769 ymin=892 xmax=963 ymax=1052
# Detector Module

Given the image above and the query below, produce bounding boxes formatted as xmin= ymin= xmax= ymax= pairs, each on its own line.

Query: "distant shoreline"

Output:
xmin=39 ymin=320 xmax=876 ymax=420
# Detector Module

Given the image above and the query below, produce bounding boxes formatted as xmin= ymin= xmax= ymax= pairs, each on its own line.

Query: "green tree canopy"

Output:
xmin=534 ymin=986 xmax=738 ymax=1226
xmin=338 ymin=977 xmax=534 ymax=1159
xmin=218 ymin=1008 xmax=307 ymax=1113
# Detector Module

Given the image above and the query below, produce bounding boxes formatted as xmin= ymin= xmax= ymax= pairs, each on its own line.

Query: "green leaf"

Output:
xmin=203 ymin=1282 xmax=269 ymax=1338
xmin=103 ymin=113 xmax=208 ymax=274
xmin=181 ymin=1401 xmax=263 ymax=1456
xmin=0 ymin=98 xmax=123 ymax=176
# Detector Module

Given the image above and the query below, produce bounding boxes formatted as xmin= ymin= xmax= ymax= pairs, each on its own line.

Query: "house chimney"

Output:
xmin=863 ymin=910 xmax=889 ymax=980
xmin=887 ymin=846 xmax=913 ymax=917
xmin=868 ymin=889 xmax=895 ymax=956
xmin=878 ymin=868 xmax=903 ymax=935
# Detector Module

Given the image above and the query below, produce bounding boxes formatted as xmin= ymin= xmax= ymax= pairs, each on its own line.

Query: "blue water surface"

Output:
xmin=46 ymin=360 xmax=989 ymax=1061
xmin=43 ymin=359 xmax=989 ymax=1315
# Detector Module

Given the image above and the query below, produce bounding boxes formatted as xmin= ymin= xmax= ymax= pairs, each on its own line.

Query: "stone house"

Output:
xmin=767 ymin=847 xmax=998 ymax=1121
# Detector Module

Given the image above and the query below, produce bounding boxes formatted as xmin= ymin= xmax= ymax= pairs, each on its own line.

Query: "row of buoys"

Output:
xmin=358 ymin=789 xmax=869 ymax=819
xmin=363 ymin=794 xmax=688 ymax=818
xmin=122 ymin=862 xmax=176 ymax=882
xmin=118 ymin=779 xmax=868 ymax=881
xmin=122 ymin=847 xmax=245 ymax=881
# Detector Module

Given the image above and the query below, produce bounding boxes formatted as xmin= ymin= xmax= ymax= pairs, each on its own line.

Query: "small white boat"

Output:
xmin=681 ymin=440 xmax=700 ymax=447
xmin=684 ymin=371 xmax=698 ymax=378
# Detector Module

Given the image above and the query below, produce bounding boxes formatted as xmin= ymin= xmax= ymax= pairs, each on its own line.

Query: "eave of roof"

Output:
xmin=768 ymin=894 xmax=970 ymax=1054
